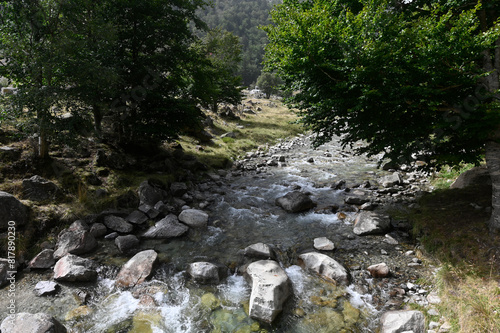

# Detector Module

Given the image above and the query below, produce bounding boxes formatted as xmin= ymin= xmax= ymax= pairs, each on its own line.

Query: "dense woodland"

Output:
xmin=197 ymin=0 xmax=281 ymax=86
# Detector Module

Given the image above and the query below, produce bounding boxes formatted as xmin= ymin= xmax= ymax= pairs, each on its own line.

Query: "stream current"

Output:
xmin=1 ymin=134 xmax=432 ymax=332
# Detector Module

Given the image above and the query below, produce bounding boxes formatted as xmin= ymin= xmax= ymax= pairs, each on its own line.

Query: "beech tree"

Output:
xmin=264 ymin=0 xmax=500 ymax=231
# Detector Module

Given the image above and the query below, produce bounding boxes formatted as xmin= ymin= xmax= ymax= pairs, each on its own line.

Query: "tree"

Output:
xmin=256 ymin=72 xmax=282 ymax=98
xmin=193 ymin=28 xmax=243 ymax=113
xmin=264 ymin=0 xmax=500 ymax=231
xmin=103 ymin=0 xmax=209 ymax=145
xmin=0 ymin=0 xmax=70 ymax=158
xmin=1 ymin=0 xmax=212 ymax=151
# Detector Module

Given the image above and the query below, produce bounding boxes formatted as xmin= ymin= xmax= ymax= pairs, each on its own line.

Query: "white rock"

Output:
xmin=245 ymin=260 xmax=290 ymax=324
xmin=380 ymin=310 xmax=425 ymax=333
xmin=313 ymin=237 xmax=335 ymax=251
xmin=298 ymin=252 xmax=350 ymax=285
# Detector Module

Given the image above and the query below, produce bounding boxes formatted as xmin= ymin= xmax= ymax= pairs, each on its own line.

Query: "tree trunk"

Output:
xmin=93 ymin=104 xmax=103 ymax=138
xmin=38 ymin=130 xmax=50 ymax=159
xmin=485 ymin=141 xmax=500 ymax=232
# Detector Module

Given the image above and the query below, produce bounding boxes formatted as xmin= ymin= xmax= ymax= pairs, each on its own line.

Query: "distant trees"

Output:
xmin=0 ymin=0 xmax=245 ymax=156
xmin=256 ymin=72 xmax=282 ymax=98
xmin=198 ymin=0 xmax=278 ymax=86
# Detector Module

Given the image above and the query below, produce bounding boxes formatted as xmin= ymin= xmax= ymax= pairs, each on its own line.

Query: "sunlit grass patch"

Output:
xmin=179 ymin=97 xmax=304 ymax=168
xmin=436 ymin=266 xmax=500 ymax=333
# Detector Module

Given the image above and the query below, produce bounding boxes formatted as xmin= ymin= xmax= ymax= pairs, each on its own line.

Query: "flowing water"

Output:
xmin=1 ymin=135 xmax=426 ymax=332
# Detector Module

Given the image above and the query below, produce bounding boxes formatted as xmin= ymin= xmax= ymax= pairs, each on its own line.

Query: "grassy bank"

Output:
xmin=179 ymin=98 xmax=304 ymax=168
xmin=403 ymin=168 xmax=500 ymax=332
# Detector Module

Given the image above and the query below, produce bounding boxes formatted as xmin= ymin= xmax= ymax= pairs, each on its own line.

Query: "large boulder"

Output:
xmin=298 ymin=252 xmax=350 ymax=285
xmin=115 ymin=250 xmax=158 ymax=288
xmin=103 ymin=215 xmax=134 ymax=233
xmin=187 ymin=262 xmax=226 ymax=284
xmin=142 ymin=214 xmax=189 ymax=239
xmin=0 ymin=191 xmax=29 ymax=230
xmin=114 ymin=235 xmax=140 ymax=254
xmin=245 ymin=260 xmax=291 ymax=324
xmin=450 ymin=165 xmax=491 ymax=189
xmin=275 ymin=191 xmax=316 ymax=213
xmin=138 ymin=180 xmax=166 ymax=206
xmin=53 ymin=254 xmax=97 ymax=282
xmin=22 ymin=175 xmax=60 ymax=202
xmin=28 ymin=249 xmax=55 ymax=269
xmin=53 ymin=222 xmax=97 ymax=259
xmin=0 ymin=312 xmax=67 ymax=333
xmin=380 ymin=310 xmax=425 ymax=333
xmin=178 ymin=209 xmax=209 ymax=228
xmin=353 ymin=211 xmax=391 ymax=236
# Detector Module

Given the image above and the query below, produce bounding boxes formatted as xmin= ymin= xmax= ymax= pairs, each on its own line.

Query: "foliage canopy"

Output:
xmin=264 ymin=0 xmax=500 ymax=168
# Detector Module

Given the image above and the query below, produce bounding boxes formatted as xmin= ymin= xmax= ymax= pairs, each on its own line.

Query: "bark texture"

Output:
xmin=485 ymin=141 xmax=500 ymax=232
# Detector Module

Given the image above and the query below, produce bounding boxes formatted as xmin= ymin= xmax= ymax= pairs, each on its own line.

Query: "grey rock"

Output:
xmin=187 ymin=262 xmax=226 ymax=284
xmin=360 ymin=202 xmax=378 ymax=210
xmin=178 ymin=209 xmax=209 ymax=228
xmin=138 ymin=180 xmax=166 ymax=206
xmin=115 ymin=250 xmax=158 ymax=288
xmin=138 ymin=204 xmax=159 ymax=219
xmin=298 ymin=252 xmax=350 ymax=285
xmin=0 ymin=146 xmax=21 ymax=161
xmin=53 ymin=223 xmax=97 ymax=259
xmin=384 ymin=234 xmax=399 ymax=245
xmin=53 ymin=254 xmax=97 ymax=282
xmin=245 ymin=260 xmax=291 ymax=324
xmin=104 ymin=232 xmax=119 ymax=239
xmin=115 ymin=235 xmax=140 ymax=254
xmin=243 ymin=243 xmax=274 ymax=259
xmin=34 ymin=281 xmax=59 ymax=296
xmin=142 ymin=214 xmax=189 ymax=239
xmin=345 ymin=196 xmax=369 ymax=205
xmin=22 ymin=175 xmax=60 ymax=202
xmin=450 ymin=165 xmax=491 ymax=189
xmin=0 ymin=191 xmax=29 ymax=230
xmin=353 ymin=211 xmax=392 ymax=236
xmin=380 ymin=172 xmax=403 ymax=188
xmin=275 ymin=191 xmax=316 ymax=213
xmin=380 ymin=310 xmax=425 ymax=333
xmin=0 ymin=312 xmax=67 ymax=333
xmin=89 ymin=223 xmax=107 ymax=238
xmin=28 ymin=249 xmax=55 ymax=269
xmin=103 ymin=215 xmax=134 ymax=233
xmin=170 ymin=182 xmax=188 ymax=197
xmin=126 ymin=210 xmax=149 ymax=225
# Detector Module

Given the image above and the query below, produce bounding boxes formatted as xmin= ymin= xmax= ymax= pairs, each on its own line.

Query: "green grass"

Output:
xmin=430 ymin=163 xmax=477 ymax=189
xmin=179 ymin=97 xmax=304 ymax=168
xmin=398 ymin=167 xmax=500 ymax=333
